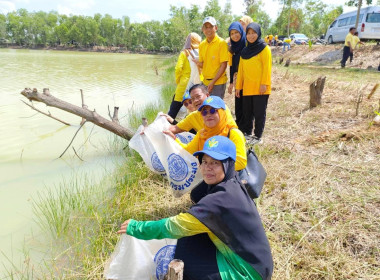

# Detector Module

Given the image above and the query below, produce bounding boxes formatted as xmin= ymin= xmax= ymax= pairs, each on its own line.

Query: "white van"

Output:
xmin=325 ymin=6 xmax=380 ymax=44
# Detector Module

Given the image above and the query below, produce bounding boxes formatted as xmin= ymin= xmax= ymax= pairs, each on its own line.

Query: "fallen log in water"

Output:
xmin=20 ymin=88 xmax=135 ymax=140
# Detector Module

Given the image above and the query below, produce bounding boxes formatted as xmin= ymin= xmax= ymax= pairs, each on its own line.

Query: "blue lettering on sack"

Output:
xmin=154 ymin=245 xmax=176 ymax=280
xmin=170 ymin=163 xmax=198 ymax=191
xmin=151 ymin=152 xmax=165 ymax=173
xmin=167 ymin=153 xmax=189 ymax=182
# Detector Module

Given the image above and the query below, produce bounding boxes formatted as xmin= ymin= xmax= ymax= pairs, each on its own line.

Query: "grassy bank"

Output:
xmin=5 ymin=56 xmax=380 ymax=279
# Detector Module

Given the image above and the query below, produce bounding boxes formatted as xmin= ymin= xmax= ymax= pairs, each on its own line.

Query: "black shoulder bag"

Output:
xmin=228 ymin=128 xmax=267 ymax=199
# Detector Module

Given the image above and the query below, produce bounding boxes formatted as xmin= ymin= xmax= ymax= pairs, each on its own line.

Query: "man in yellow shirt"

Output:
xmin=341 ymin=27 xmax=356 ymax=68
xmin=196 ymin=16 xmax=229 ymax=99
xmin=350 ymin=31 xmax=364 ymax=63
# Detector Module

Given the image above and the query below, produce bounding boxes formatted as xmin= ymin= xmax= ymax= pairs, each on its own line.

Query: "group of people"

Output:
xmin=341 ymin=27 xmax=365 ymax=68
xmin=117 ymin=15 xmax=274 ymax=280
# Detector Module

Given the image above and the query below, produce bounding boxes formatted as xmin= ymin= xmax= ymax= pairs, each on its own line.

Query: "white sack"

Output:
xmin=130 ymin=113 xmax=202 ymax=197
xmin=104 ymin=235 xmax=177 ymax=280
xmin=129 ymin=125 xmax=166 ymax=176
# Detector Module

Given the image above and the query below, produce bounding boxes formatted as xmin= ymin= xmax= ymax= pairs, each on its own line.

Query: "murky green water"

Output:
xmin=0 ymin=49 xmax=166 ymax=274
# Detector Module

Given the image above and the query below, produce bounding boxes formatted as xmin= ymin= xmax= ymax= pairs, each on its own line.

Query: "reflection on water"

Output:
xmin=0 ymin=49 xmax=166 ymax=275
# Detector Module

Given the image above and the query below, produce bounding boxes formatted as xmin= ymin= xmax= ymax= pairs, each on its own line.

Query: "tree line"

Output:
xmin=0 ymin=0 xmax=359 ymax=51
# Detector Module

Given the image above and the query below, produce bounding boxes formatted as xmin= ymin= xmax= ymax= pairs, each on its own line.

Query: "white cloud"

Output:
xmin=134 ymin=12 xmax=151 ymax=23
xmin=57 ymin=4 xmax=73 ymax=15
xmin=56 ymin=0 xmax=95 ymax=15
xmin=0 ymin=1 xmax=16 ymax=14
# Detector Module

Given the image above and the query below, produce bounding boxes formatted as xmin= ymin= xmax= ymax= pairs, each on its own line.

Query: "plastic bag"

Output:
xmin=176 ymin=131 xmax=195 ymax=145
xmin=129 ymin=125 xmax=166 ymax=176
xmin=104 ymin=235 xmax=177 ymax=280
xmin=130 ymin=113 xmax=202 ymax=197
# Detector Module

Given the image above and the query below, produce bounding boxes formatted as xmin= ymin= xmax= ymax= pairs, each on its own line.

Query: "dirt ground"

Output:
xmin=271 ymin=44 xmax=380 ymax=70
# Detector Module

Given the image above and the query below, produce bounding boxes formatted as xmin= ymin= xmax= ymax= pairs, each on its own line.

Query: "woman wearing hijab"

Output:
xmin=236 ymin=22 xmax=272 ymax=145
xmin=227 ymin=21 xmax=246 ymax=129
xmin=168 ymin=33 xmax=202 ymax=119
xmin=117 ymin=136 xmax=273 ymax=280
xmin=179 ymin=95 xmax=247 ymax=171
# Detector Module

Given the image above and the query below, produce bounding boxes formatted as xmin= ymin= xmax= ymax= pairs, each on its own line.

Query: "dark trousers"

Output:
xmin=238 ymin=94 xmax=269 ymax=138
xmin=235 ymin=90 xmax=243 ymax=126
xmin=168 ymin=95 xmax=183 ymax=119
xmin=341 ymin=46 xmax=352 ymax=67
xmin=174 ymin=233 xmax=222 ymax=280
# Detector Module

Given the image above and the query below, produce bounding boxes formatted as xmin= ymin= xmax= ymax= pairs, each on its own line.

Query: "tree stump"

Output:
xmin=284 ymin=58 xmax=291 ymax=67
xmin=164 ymin=259 xmax=184 ymax=280
xmin=309 ymin=76 xmax=326 ymax=108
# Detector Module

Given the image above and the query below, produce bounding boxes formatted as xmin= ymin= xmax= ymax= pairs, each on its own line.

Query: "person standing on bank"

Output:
xmin=227 ymin=22 xmax=246 ymax=127
xmin=236 ymin=22 xmax=272 ymax=145
xmin=196 ymin=16 xmax=229 ymax=99
xmin=168 ymin=33 xmax=202 ymax=119
xmin=340 ymin=27 xmax=356 ymax=68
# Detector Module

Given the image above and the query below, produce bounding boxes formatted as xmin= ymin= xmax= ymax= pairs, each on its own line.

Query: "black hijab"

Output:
xmin=241 ymin=22 xmax=267 ymax=59
xmin=188 ymin=157 xmax=273 ymax=280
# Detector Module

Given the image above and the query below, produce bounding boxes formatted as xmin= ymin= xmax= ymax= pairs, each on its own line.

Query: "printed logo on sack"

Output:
xmin=154 ymin=245 xmax=176 ymax=280
xmin=151 ymin=152 xmax=165 ymax=173
xmin=176 ymin=134 xmax=189 ymax=144
xmin=168 ymin=153 xmax=188 ymax=182
xmin=207 ymin=138 xmax=219 ymax=149
xmin=205 ymin=97 xmax=213 ymax=104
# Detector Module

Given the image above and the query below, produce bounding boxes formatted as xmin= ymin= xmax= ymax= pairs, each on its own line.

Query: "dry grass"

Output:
xmin=223 ymin=63 xmax=380 ymax=279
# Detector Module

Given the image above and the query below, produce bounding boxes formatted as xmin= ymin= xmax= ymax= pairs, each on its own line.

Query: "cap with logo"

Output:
xmin=203 ymin=16 xmax=217 ymax=26
xmin=193 ymin=135 xmax=236 ymax=162
xmin=198 ymin=96 xmax=226 ymax=111
xmin=182 ymin=91 xmax=191 ymax=103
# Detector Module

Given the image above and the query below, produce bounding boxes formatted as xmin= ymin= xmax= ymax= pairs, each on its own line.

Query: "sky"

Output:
xmin=0 ymin=0 xmax=370 ymax=23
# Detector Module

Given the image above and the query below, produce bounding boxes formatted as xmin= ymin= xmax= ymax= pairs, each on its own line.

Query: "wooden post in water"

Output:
xmin=309 ymin=76 xmax=326 ymax=108
xmin=164 ymin=259 xmax=184 ymax=280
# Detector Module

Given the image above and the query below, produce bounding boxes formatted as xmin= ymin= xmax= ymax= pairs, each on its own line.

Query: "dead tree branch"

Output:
xmin=20 ymin=88 xmax=135 ymax=140
xmin=21 ymin=100 xmax=70 ymax=126
xmin=58 ymin=121 xmax=87 ymax=158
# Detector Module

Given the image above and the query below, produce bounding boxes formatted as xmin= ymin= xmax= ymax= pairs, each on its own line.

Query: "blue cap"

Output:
xmin=182 ymin=91 xmax=191 ymax=103
xmin=198 ymin=96 xmax=226 ymax=111
xmin=193 ymin=136 xmax=236 ymax=162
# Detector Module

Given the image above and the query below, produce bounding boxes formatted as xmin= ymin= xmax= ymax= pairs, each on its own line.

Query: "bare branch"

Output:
xmin=58 ymin=121 xmax=87 ymax=159
xmin=20 ymin=88 xmax=135 ymax=140
xmin=21 ymin=100 xmax=70 ymax=126
xmin=72 ymin=147 xmax=84 ymax=161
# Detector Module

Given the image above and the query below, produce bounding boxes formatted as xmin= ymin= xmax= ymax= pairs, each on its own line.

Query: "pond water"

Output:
xmin=0 ymin=49 xmax=166 ymax=275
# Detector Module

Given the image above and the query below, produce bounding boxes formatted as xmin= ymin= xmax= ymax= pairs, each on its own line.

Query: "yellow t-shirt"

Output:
xmin=174 ymin=51 xmax=191 ymax=101
xmin=181 ymin=128 xmax=247 ymax=171
xmin=284 ymin=38 xmax=291 ymax=44
xmin=199 ymin=35 xmax=229 ymax=86
xmin=344 ymin=33 xmax=354 ymax=47
xmin=177 ymin=106 xmax=235 ymax=132
xmin=353 ymin=36 xmax=361 ymax=48
xmin=236 ymin=45 xmax=272 ymax=96
xmin=268 ymin=35 xmax=273 ymax=41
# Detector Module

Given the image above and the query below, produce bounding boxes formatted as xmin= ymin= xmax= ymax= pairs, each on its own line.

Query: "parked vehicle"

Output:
xmin=325 ymin=5 xmax=380 ymax=44
xmin=289 ymin=33 xmax=309 ymax=44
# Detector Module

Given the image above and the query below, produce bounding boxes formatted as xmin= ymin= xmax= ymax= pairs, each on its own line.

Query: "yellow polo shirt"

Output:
xmin=353 ymin=36 xmax=361 ymax=48
xmin=236 ymin=45 xmax=272 ymax=96
xmin=344 ymin=33 xmax=354 ymax=47
xmin=177 ymin=106 xmax=235 ymax=132
xmin=199 ymin=34 xmax=229 ymax=86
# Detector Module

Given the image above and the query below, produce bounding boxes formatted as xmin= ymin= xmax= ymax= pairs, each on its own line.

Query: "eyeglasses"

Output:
xmin=183 ymin=100 xmax=192 ymax=107
xmin=201 ymin=107 xmax=217 ymax=116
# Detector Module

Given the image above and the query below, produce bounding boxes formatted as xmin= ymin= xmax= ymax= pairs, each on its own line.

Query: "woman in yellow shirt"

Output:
xmin=168 ymin=33 xmax=201 ymax=119
xmin=236 ymin=22 xmax=272 ymax=145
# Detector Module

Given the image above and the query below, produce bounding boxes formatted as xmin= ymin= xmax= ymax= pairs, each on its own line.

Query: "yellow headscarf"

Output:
xmin=198 ymin=108 xmax=238 ymax=151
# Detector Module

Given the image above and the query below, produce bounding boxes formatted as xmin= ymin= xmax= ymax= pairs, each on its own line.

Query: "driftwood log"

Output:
xmin=309 ymin=76 xmax=326 ymax=108
xmin=164 ymin=259 xmax=184 ymax=280
xmin=20 ymin=88 xmax=135 ymax=140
